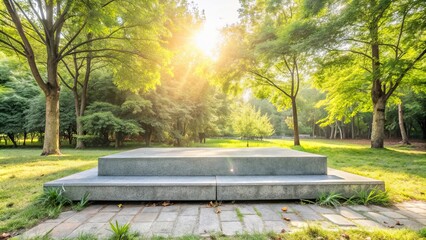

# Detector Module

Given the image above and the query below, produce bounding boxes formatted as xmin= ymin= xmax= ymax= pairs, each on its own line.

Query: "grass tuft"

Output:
xmin=72 ymin=192 xmax=91 ymax=212
xmin=317 ymin=192 xmax=345 ymax=207
xmin=235 ymin=208 xmax=244 ymax=222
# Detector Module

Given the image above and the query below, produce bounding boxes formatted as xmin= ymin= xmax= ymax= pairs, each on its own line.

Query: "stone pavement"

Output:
xmin=22 ymin=201 xmax=426 ymax=239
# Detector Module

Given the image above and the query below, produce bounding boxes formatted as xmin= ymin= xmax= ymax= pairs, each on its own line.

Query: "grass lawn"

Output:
xmin=0 ymin=139 xmax=425 ymax=235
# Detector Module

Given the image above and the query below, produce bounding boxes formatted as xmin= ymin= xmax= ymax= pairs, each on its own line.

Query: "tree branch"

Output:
xmin=386 ymin=47 xmax=426 ymax=99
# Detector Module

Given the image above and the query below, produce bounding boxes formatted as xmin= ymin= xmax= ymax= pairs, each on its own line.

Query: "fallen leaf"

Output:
xmin=0 ymin=233 xmax=11 ymax=240
xmin=388 ymin=225 xmax=395 ymax=228
xmin=117 ymin=204 xmax=123 ymax=208
xmin=162 ymin=201 xmax=171 ymax=207
xmin=383 ymin=221 xmax=388 ymax=224
xmin=395 ymin=221 xmax=403 ymax=226
xmin=281 ymin=207 xmax=288 ymax=212
xmin=341 ymin=233 xmax=350 ymax=240
xmin=215 ymin=208 xmax=221 ymax=214
xmin=282 ymin=217 xmax=291 ymax=221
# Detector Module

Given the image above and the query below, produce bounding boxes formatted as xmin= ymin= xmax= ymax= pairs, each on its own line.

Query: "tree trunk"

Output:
xmin=23 ymin=131 xmax=27 ymax=146
xmin=398 ymin=103 xmax=410 ymax=145
xmin=337 ymin=121 xmax=343 ymax=139
xmin=329 ymin=125 xmax=334 ymax=139
xmin=291 ymin=97 xmax=300 ymax=146
xmin=418 ymin=118 xmax=426 ymax=140
xmin=351 ymin=116 xmax=355 ymax=139
xmin=145 ymin=128 xmax=152 ymax=147
xmin=371 ymin=96 xmax=386 ymax=148
xmin=7 ymin=133 xmax=17 ymax=147
xmin=75 ymin=116 xmax=85 ymax=149
xmin=42 ymin=92 xmax=61 ymax=155
xmin=3 ymin=136 xmax=7 ymax=145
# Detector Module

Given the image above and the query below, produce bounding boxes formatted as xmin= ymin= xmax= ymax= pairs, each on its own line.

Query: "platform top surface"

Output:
xmin=100 ymin=147 xmax=324 ymax=159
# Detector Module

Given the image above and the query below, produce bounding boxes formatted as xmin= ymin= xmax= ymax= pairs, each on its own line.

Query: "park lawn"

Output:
xmin=0 ymin=148 xmax=120 ymax=232
xmin=1 ymin=139 xmax=425 ymax=234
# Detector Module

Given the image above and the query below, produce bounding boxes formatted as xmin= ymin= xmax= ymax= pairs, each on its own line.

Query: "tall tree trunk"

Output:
xmin=291 ymin=97 xmax=300 ymax=146
xmin=42 ymin=91 xmax=61 ymax=155
xmin=329 ymin=125 xmax=334 ymax=139
xmin=145 ymin=129 xmax=152 ymax=147
xmin=337 ymin=121 xmax=343 ymax=139
xmin=370 ymin=22 xmax=386 ymax=148
xmin=371 ymin=96 xmax=386 ymax=148
xmin=23 ymin=131 xmax=27 ymax=146
xmin=398 ymin=103 xmax=410 ymax=145
xmin=351 ymin=116 xmax=355 ymax=139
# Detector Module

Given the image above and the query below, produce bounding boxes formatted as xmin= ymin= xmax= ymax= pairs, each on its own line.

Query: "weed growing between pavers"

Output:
xmin=234 ymin=208 xmax=244 ymax=222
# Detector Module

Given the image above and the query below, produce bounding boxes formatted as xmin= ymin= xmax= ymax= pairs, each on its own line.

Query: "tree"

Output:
xmin=217 ymin=0 xmax=314 ymax=146
xmin=0 ymin=53 xmax=38 ymax=147
xmin=231 ymin=104 xmax=274 ymax=147
xmin=305 ymin=0 xmax=426 ymax=148
xmin=0 ymin=0 xmax=167 ymax=155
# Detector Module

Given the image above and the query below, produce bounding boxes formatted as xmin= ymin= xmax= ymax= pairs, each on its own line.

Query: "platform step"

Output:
xmin=44 ymin=168 xmax=384 ymax=201
xmin=98 ymin=148 xmax=327 ymax=176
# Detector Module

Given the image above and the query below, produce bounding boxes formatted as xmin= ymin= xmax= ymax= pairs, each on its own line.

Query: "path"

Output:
xmin=22 ymin=201 xmax=426 ymax=239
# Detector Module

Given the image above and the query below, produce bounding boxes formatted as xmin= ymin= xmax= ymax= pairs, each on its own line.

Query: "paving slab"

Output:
xmin=133 ymin=211 xmax=158 ymax=222
xmin=243 ymin=214 xmax=264 ymax=232
xmin=220 ymin=210 xmax=240 ymax=222
xmin=221 ymin=221 xmax=244 ymax=236
xmin=336 ymin=207 xmax=366 ymax=219
xmin=173 ymin=215 xmax=197 ymax=236
xmin=49 ymin=222 xmax=81 ymax=239
xmin=198 ymin=208 xmax=221 ymax=234
xmin=180 ymin=205 xmax=199 ymax=216
xmin=151 ymin=221 xmax=174 ymax=235
xmin=323 ymin=214 xmax=356 ymax=226
xmin=156 ymin=211 xmax=178 ymax=222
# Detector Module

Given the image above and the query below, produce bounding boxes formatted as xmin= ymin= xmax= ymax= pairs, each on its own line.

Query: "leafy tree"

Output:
xmin=305 ymin=0 xmax=426 ymax=148
xmin=0 ymin=0 xmax=168 ymax=155
xmin=80 ymin=102 xmax=142 ymax=147
xmin=231 ymin=104 xmax=274 ymax=147
xmin=217 ymin=0 xmax=314 ymax=146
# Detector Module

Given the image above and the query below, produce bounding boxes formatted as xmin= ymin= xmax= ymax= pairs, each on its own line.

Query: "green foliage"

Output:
xmin=419 ymin=228 xmax=426 ymax=238
xmin=109 ymin=221 xmax=134 ymax=240
xmin=72 ymin=192 xmax=91 ymax=212
xmin=231 ymin=104 xmax=274 ymax=140
xmin=351 ymin=189 xmax=391 ymax=206
xmin=316 ymin=192 xmax=345 ymax=207
xmin=36 ymin=187 xmax=72 ymax=209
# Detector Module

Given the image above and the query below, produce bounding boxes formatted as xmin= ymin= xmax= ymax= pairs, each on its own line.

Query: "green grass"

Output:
xmin=0 ymin=148 xmax=120 ymax=232
xmin=1 ymin=138 xmax=425 ymax=234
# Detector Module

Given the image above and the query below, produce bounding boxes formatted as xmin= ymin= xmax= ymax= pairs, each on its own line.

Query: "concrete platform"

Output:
xmin=44 ymin=168 xmax=384 ymax=201
xmin=98 ymin=148 xmax=327 ymax=176
xmin=44 ymin=169 xmax=216 ymax=201
xmin=217 ymin=169 xmax=385 ymax=200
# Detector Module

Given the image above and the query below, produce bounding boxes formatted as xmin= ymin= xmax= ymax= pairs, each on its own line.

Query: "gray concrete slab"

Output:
xmin=99 ymin=148 xmax=327 ymax=176
xmin=45 ymin=167 xmax=384 ymax=201
xmin=217 ymin=169 xmax=384 ymax=200
xmin=45 ymin=168 xmax=216 ymax=201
